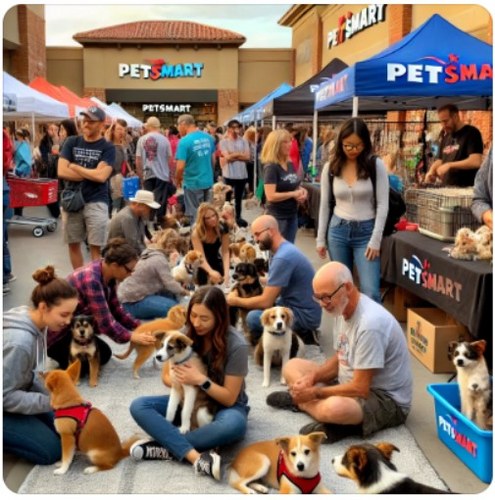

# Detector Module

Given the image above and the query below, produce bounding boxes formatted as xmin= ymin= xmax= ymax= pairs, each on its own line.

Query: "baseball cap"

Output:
xmin=145 ymin=116 xmax=161 ymax=129
xmin=129 ymin=190 xmax=160 ymax=209
xmin=227 ymin=119 xmax=241 ymax=129
xmin=80 ymin=106 xmax=106 ymax=122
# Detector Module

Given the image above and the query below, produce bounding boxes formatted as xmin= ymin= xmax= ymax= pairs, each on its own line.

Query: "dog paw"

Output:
xmin=179 ymin=425 xmax=190 ymax=434
xmin=89 ymin=381 xmax=98 ymax=388
xmin=262 ymin=381 xmax=270 ymax=388
xmin=53 ymin=467 xmax=68 ymax=475
xmin=84 ymin=466 xmax=99 ymax=474
xmin=280 ymin=378 xmax=287 ymax=385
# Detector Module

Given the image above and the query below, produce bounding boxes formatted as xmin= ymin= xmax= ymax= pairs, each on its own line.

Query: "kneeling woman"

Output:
xmin=47 ymin=238 xmax=155 ymax=370
xmin=130 ymin=286 xmax=249 ymax=481
xmin=3 ymin=266 xmax=78 ymax=465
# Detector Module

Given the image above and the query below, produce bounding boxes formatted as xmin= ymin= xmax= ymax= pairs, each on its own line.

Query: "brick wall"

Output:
xmin=11 ymin=5 xmax=46 ymax=84
xmin=218 ymin=89 xmax=238 ymax=125
xmin=388 ymin=4 xmax=412 ymax=44
xmin=84 ymin=87 xmax=107 ymax=101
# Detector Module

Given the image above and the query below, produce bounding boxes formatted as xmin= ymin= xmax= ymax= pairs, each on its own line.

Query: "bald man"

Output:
xmin=226 ymin=214 xmax=321 ymax=345
xmin=267 ymin=261 xmax=412 ymax=443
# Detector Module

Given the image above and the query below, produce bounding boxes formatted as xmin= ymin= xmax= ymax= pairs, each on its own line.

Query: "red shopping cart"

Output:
xmin=6 ymin=176 xmax=59 ymax=237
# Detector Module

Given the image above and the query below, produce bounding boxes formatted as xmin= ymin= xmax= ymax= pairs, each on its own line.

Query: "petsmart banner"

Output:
xmin=316 ymin=14 xmax=492 ymax=110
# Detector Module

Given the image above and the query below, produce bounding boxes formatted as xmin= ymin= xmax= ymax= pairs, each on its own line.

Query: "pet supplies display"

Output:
xmin=427 ymin=382 xmax=493 ymax=483
xmin=405 ymin=187 xmax=480 ymax=241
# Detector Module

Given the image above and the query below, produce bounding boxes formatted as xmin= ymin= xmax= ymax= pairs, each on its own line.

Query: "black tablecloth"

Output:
xmin=303 ymin=182 xmax=321 ymax=229
xmin=381 ymin=231 xmax=492 ymax=342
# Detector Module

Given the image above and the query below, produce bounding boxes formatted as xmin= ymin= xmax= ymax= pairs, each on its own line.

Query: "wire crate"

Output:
xmin=406 ymin=187 xmax=480 ymax=241
xmin=7 ymin=177 xmax=58 ymax=208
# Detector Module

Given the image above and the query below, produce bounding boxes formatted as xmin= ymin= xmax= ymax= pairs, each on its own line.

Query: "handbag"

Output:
xmin=61 ymin=182 xmax=85 ymax=212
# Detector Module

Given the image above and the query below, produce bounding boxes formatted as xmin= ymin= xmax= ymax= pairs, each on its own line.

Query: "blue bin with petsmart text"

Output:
xmin=122 ymin=176 xmax=140 ymax=200
xmin=427 ymin=382 xmax=493 ymax=483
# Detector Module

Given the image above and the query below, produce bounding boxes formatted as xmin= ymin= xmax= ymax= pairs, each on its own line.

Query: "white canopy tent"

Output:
xmin=108 ymin=102 xmax=143 ymax=129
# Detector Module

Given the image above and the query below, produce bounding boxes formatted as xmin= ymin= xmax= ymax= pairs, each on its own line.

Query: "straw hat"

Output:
xmin=129 ymin=190 xmax=160 ymax=209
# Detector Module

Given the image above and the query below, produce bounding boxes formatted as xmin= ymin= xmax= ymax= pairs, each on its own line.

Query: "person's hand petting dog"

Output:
xmin=130 ymin=330 xmax=155 ymax=346
xmin=172 ymin=362 xmax=205 ymax=386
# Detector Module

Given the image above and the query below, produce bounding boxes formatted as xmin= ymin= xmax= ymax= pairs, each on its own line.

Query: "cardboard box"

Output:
xmin=407 ymin=308 xmax=469 ymax=373
xmin=383 ymin=286 xmax=430 ymax=322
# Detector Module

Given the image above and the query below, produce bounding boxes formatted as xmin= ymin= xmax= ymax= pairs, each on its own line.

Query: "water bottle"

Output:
xmin=309 ymin=161 xmax=317 ymax=182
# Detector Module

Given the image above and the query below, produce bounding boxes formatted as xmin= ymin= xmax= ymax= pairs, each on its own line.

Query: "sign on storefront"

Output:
xmin=142 ymin=104 xmax=192 ymax=113
xmin=119 ymin=59 xmax=204 ymax=79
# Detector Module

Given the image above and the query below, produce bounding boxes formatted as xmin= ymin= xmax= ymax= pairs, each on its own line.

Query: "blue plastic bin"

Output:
xmin=427 ymin=382 xmax=493 ymax=483
xmin=122 ymin=176 xmax=140 ymax=200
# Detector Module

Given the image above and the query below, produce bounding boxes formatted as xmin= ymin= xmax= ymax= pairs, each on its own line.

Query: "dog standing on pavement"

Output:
xmin=156 ymin=331 xmax=217 ymax=434
xmin=332 ymin=442 xmax=452 ymax=493
xmin=228 ymin=432 xmax=330 ymax=494
xmin=172 ymin=250 xmax=204 ymax=288
xmin=41 ymin=360 xmax=139 ymax=475
xmin=69 ymin=315 xmax=100 ymax=388
xmin=114 ymin=304 xmax=187 ymax=379
xmin=448 ymin=339 xmax=493 ymax=430
xmin=254 ymin=306 xmax=305 ymax=387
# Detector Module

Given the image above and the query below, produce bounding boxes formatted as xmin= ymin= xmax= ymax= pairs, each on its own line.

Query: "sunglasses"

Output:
xmin=252 ymin=227 xmax=270 ymax=238
xmin=312 ymin=283 xmax=345 ymax=305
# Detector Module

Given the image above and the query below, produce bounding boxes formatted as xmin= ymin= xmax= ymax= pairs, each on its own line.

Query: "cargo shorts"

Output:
xmin=63 ymin=201 xmax=108 ymax=246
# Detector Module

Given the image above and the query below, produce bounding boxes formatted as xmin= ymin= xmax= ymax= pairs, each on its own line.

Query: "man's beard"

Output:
xmin=258 ymin=236 xmax=273 ymax=251
xmin=326 ymin=295 xmax=349 ymax=317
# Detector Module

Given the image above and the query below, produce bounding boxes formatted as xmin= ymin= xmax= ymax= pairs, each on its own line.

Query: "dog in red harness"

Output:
xmin=228 ymin=432 xmax=330 ymax=494
xmin=42 ymin=359 xmax=140 ymax=474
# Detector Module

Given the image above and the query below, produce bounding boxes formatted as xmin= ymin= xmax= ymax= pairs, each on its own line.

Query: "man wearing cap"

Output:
xmin=175 ymin=114 xmax=216 ymax=225
xmin=108 ymin=190 xmax=159 ymax=255
xmin=219 ymin=119 xmax=250 ymax=226
xmin=135 ymin=116 xmax=172 ymax=226
xmin=58 ymin=106 xmax=116 ymax=269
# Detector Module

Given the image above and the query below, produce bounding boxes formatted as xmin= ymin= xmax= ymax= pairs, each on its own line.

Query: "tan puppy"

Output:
xmin=114 ymin=304 xmax=187 ymax=379
xmin=475 ymin=225 xmax=493 ymax=260
xmin=449 ymin=227 xmax=478 ymax=260
xmin=41 ymin=360 xmax=138 ymax=474
xmin=228 ymin=432 xmax=330 ymax=494
xmin=239 ymin=242 xmax=257 ymax=264
xmin=172 ymin=250 xmax=204 ymax=287
xmin=156 ymin=331 xmax=216 ymax=434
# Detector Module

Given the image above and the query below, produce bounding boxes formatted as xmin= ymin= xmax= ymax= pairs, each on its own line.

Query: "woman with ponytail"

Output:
xmin=3 ymin=266 xmax=78 ymax=464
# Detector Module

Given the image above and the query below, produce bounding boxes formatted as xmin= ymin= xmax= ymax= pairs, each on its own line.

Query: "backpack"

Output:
xmin=328 ymin=156 xmax=406 ymax=237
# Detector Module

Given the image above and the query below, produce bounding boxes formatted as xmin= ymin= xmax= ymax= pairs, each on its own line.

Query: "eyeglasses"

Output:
xmin=343 ymin=143 xmax=364 ymax=151
xmin=312 ymin=283 xmax=345 ymax=305
xmin=252 ymin=227 xmax=271 ymax=238
xmin=123 ymin=263 xmax=135 ymax=274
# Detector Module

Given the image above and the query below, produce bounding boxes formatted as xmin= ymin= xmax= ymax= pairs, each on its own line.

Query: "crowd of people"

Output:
xmin=3 ymin=102 xmax=492 ymax=486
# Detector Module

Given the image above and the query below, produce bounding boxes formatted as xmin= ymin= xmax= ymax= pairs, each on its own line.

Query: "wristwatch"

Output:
xmin=199 ymin=378 xmax=212 ymax=391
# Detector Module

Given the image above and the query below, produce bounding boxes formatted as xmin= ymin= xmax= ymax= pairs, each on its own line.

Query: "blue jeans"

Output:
xmin=3 ymin=412 xmax=61 ymax=465
xmin=123 ymin=294 xmax=179 ymax=320
xmin=327 ymin=215 xmax=381 ymax=303
xmin=277 ymin=216 xmax=298 ymax=244
xmin=130 ymin=395 xmax=248 ymax=460
xmin=184 ymin=188 xmax=212 ymax=225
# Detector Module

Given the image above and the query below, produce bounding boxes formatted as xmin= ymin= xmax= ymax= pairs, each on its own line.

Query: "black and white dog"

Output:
xmin=254 ymin=306 xmax=305 ymax=388
xmin=332 ymin=442 xmax=452 ymax=494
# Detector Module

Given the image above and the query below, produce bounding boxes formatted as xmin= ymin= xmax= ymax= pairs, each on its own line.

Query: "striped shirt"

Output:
xmin=219 ymin=136 xmax=249 ymax=180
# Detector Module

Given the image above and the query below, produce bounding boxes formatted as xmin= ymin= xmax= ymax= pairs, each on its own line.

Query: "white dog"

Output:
xmin=171 ymin=250 xmax=204 ymax=288
xmin=254 ymin=306 xmax=305 ymax=387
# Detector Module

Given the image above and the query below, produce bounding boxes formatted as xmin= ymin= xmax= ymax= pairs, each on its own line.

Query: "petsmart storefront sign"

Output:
xmin=119 ymin=59 xmax=205 ymax=80
xmin=402 ymin=254 xmax=463 ymax=302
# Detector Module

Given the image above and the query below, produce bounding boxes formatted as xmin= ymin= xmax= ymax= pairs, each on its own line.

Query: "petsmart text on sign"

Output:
xmin=119 ymin=62 xmax=204 ymax=79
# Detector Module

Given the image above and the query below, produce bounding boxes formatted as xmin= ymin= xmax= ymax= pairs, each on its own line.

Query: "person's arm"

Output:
xmin=58 ymin=156 xmax=84 ymax=181
xmin=227 ymin=284 xmax=280 ymax=310
xmin=220 ymin=232 xmax=231 ymax=285
xmin=436 ymin=153 xmax=483 ymax=179
xmin=68 ymin=161 xmax=112 ymax=183
xmin=191 ymin=230 xmax=219 ymax=281
xmin=312 ymin=369 xmax=375 ymax=400
xmin=472 ymin=148 xmax=493 ymax=228
xmin=264 ymin=183 xmax=301 ymax=203
xmin=367 ymin=159 xmax=389 ymax=254
xmin=175 ymin=159 xmax=185 ymax=188
xmin=156 ymin=257 xmax=187 ymax=297
xmin=424 ymin=158 xmax=442 ymax=183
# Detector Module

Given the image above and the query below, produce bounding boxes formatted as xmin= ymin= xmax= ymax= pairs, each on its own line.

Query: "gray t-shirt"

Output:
xmin=219 ymin=136 xmax=249 ymax=180
xmin=333 ymin=294 xmax=412 ymax=410
xmin=136 ymin=131 xmax=172 ymax=181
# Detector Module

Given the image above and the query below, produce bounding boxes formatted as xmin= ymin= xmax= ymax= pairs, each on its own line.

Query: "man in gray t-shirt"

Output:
xmin=267 ymin=261 xmax=412 ymax=443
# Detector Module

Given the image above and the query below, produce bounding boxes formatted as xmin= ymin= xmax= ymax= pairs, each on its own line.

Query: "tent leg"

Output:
xmin=312 ymin=110 xmax=318 ymax=165
xmin=352 ymin=97 xmax=359 ymax=117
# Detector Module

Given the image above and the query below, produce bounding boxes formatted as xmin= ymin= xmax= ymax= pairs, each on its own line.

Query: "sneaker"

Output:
xmin=299 ymin=421 xmax=363 ymax=444
xmin=130 ymin=439 xmax=173 ymax=461
xmin=3 ymin=284 xmax=10 ymax=295
xmin=193 ymin=450 xmax=221 ymax=481
xmin=6 ymin=273 xmax=16 ymax=283
xmin=266 ymin=391 xmax=299 ymax=412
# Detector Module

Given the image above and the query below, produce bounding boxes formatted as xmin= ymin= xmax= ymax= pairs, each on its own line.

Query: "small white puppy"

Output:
xmin=254 ymin=306 xmax=305 ymax=387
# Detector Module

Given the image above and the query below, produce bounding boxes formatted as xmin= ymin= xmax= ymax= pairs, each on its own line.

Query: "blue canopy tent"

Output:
xmin=315 ymin=14 xmax=492 ymax=115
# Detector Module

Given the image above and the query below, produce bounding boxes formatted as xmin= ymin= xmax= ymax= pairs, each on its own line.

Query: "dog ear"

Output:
xmin=447 ymin=341 xmax=459 ymax=360
xmin=471 ymin=339 xmax=487 ymax=355
xmin=348 ymin=448 xmax=368 ymax=473
xmin=376 ymin=442 xmax=400 ymax=460
xmin=283 ymin=307 xmax=294 ymax=327
xmin=260 ymin=309 xmax=271 ymax=326
xmin=307 ymin=431 xmax=327 ymax=445
xmin=276 ymin=437 xmax=291 ymax=454
xmin=67 ymin=359 xmax=81 ymax=383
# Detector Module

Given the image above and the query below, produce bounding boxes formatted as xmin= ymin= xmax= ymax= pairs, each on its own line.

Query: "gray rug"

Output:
xmin=19 ymin=341 xmax=449 ymax=494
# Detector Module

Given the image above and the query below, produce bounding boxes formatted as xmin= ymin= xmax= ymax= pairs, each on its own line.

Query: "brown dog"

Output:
xmin=114 ymin=304 xmax=187 ymax=378
xmin=41 ymin=360 xmax=139 ymax=474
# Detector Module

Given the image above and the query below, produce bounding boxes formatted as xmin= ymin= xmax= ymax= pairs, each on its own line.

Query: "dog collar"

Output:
xmin=267 ymin=329 xmax=286 ymax=337
xmin=54 ymin=402 xmax=93 ymax=449
xmin=174 ymin=349 xmax=194 ymax=365
xmin=276 ymin=451 xmax=321 ymax=494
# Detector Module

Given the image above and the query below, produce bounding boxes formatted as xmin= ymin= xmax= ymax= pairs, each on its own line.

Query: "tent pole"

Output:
xmin=253 ymin=119 xmax=258 ymax=198
xmin=352 ymin=97 xmax=359 ymax=117
xmin=272 ymin=115 xmax=276 ymax=130
xmin=312 ymin=109 xmax=318 ymax=166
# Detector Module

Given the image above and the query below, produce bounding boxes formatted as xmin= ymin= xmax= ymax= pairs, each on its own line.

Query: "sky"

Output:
xmin=42 ymin=2 xmax=293 ymax=48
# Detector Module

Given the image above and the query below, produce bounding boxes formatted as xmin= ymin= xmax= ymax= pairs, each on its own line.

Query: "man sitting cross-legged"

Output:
xmin=267 ymin=261 xmax=412 ymax=443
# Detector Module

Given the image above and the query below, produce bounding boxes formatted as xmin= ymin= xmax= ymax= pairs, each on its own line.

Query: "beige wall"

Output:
xmin=238 ymin=49 xmax=293 ymax=105
xmin=82 ymin=46 xmax=239 ymax=90
xmin=47 ymin=48 xmax=84 ymax=96
xmin=291 ymin=13 xmax=317 ymax=85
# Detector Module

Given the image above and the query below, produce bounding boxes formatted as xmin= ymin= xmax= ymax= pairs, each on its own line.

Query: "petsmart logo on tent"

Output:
xmin=119 ymin=59 xmax=205 ymax=80
xmin=387 ymin=53 xmax=492 ymax=84
xmin=402 ymin=254 xmax=463 ymax=302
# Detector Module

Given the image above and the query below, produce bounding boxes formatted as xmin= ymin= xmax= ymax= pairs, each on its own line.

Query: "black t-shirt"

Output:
xmin=61 ymin=135 xmax=116 ymax=204
xmin=264 ymin=162 xmax=300 ymax=219
xmin=437 ymin=124 xmax=483 ymax=186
